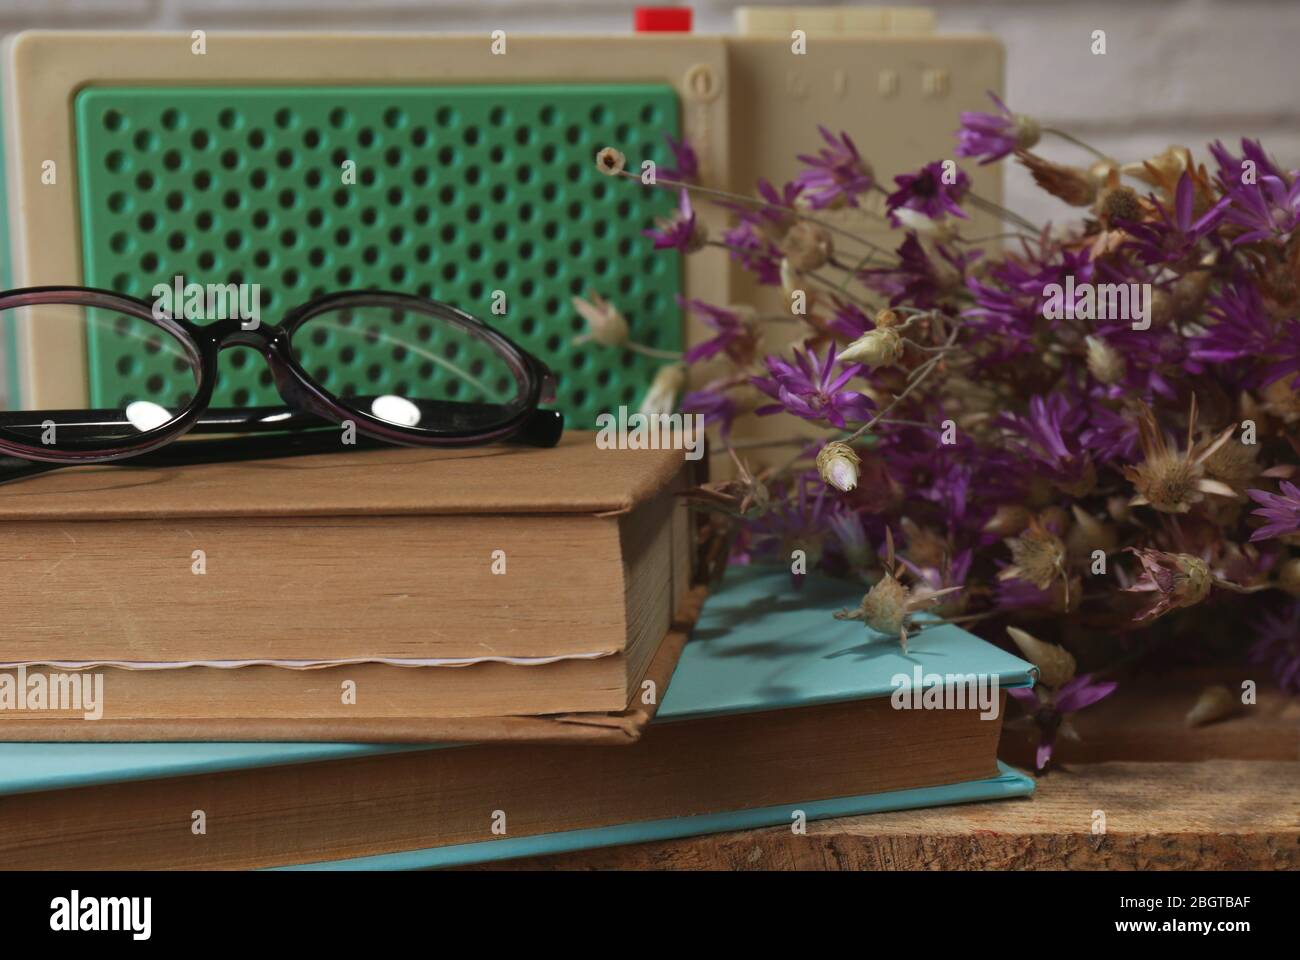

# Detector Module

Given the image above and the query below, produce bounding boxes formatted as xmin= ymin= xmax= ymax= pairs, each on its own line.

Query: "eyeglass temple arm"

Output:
xmin=0 ymin=400 xmax=564 ymax=444
xmin=0 ymin=405 xmax=564 ymax=485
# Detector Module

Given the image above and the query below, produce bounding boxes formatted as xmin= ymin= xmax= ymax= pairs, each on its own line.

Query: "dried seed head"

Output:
xmin=983 ymin=504 xmax=1033 ymax=537
xmin=1098 ymin=185 xmax=1142 ymax=224
xmin=638 ymin=364 xmax=685 ymax=417
xmin=1016 ymin=150 xmax=1094 ymax=206
xmin=1124 ymin=548 xmax=1213 ymax=622
xmin=860 ymin=572 xmax=910 ymax=637
xmin=1037 ymin=506 xmax=1070 ymax=537
xmin=1066 ymin=504 xmax=1117 ymax=566
xmin=780 ymin=222 xmax=833 ymax=272
xmin=1124 ymin=402 xmax=1237 ymax=514
xmin=1106 ymin=494 xmax=1133 ymax=525
xmin=815 ymin=440 xmax=862 ymax=492
xmin=1123 ymin=145 xmax=1193 ymax=186
xmin=1174 ymin=554 xmax=1213 ymax=596
xmin=779 ymin=258 xmax=800 ymax=300
xmin=1058 ymin=460 xmax=1098 ymax=498
xmin=1203 ymin=437 xmax=1259 ymax=488
xmin=1149 ymin=288 xmax=1175 ymax=327
xmin=1087 ymin=158 xmax=1120 ymax=190
xmin=1003 ymin=522 xmax=1068 ymax=590
xmin=1006 ymin=626 xmax=1077 ymax=688
xmin=571 ymin=292 xmax=628 ymax=347
xmin=1261 ymin=377 xmax=1300 ymax=424
xmin=839 ymin=327 xmax=904 ymax=369
xmin=1084 ymin=335 xmax=1126 ymax=385
xmin=901 ymin=518 xmax=948 ymax=571
xmin=1129 ymin=451 xmax=1203 ymax=513
xmin=1185 ymin=685 xmax=1237 ymax=728
xmin=1013 ymin=114 xmax=1041 ymax=152
xmin=595 ymin=147 xmax=626 ymax=177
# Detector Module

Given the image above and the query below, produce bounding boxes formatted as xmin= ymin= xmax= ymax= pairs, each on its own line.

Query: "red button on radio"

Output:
xmin=633 ymin=7 xmax=693 ymax=33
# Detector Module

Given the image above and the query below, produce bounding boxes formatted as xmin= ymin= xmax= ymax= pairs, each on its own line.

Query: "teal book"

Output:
xmin=0 ymin=566 xmax=1035 ymax=869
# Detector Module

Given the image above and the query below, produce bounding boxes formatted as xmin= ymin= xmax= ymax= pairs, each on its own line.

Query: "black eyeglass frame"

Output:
xmin=0 ymin=286 xmax=562 ymax=465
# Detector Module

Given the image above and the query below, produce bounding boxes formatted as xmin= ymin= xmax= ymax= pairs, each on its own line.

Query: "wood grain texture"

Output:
xmin=466 ymin=761 xmax=1300 ymax=870
xmin=1000 ymin=669 xmax=1300 ymax=766
xmin=469 ymin=670 xmax=1300 ymax=870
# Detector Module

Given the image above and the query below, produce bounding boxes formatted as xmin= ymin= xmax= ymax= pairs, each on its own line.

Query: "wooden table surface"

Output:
xmin=474 ymin=670 xmax=1300 ymax=870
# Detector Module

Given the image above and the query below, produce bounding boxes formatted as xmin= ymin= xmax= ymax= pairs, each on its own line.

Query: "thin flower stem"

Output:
xmin=1042 ymin=127 xmax=1111 ymax=164
xmin=956 ymin=231 xmax=1038 ymax=245
xmin=724 ymin=436 xmax=817 ymax=451
xmin=703 ymin=240 xmax=884 ymax=315
xmin=803 ymin=269 xmax=884 ymax=314
xmin=903 ymin=339 xmax=954 ymax=354
xmin=966 ymin=192 xmax=1041 ymax=234
xmin=625 ymin=341 xmax=683 ymax=361
xmin=615 ymin=169 xmax=887 ymax=254
xmin=761 ymin=326 xmax=957 ymax=480
xmin=842 ymin=324 xmax=960 ymax=444
xmin=874 ymin=417 xmax=934 ymax=428
xmin=835 ymin=249 xmax=884 ymax=295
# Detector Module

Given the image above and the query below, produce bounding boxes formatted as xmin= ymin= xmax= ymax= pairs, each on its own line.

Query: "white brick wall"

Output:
xmin=1 ymin=0 xmax=1296 ymax=402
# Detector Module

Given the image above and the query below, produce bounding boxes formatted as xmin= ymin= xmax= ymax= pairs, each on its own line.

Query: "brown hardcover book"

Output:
xmin=0 ymin=694 xmax=1006 ymax=870
xmin=0 ymin=433 xmax=703 ymax=740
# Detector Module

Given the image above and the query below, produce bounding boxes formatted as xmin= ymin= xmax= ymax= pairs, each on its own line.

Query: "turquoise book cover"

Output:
xmin=0 ymin=566 xmax=1036 ymax=868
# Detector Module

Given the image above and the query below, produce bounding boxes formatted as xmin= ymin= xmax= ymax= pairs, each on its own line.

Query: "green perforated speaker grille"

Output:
xmin=74 ymin=85 xmax=683 ymax=427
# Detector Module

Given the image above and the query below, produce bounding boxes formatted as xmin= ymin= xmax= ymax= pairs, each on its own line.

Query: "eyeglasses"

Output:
xmin=0 ymin=286 xmax=562 ymax=480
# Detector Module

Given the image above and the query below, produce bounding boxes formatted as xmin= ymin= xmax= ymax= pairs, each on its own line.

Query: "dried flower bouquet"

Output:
xmin=587 ymin=98 xmax=1300 ymax=769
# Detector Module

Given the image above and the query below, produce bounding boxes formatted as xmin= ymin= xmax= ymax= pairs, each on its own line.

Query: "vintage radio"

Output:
xmin=0 ymin=7 xmax=1001 ymax=438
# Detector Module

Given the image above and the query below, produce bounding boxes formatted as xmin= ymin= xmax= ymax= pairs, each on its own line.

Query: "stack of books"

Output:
xmin=0 ymin=435 xmax=1034 ymax=868
xmin=0 ymin=436 xmax=700 ymax=742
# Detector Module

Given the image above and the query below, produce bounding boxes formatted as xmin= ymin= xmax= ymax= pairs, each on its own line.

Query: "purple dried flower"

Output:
xmin=901 ymin=548 xmax=973 ymax=599
xmin=1078 ymin=401 xmax=1142 ymax=464
xmin=661 ymin=134 xmax=699 ymax=182
xmin=1247 ymin=481 xmax=1300 ymax=541
xmin=681 ymin=386 xmax=739 ymax=439
xmin=1250 ymin=601 xmax=1300 ymax=693
xmin=747 ymin=472 xmax=834 ymax=585
xmin=794 ymin=126 xmax=874 ymax=209
xmin=717 ymin=178 xmax=804 ymax=230
xmin=644 ymin=189 xmax=704 ymax=253
xmin=996 ymin=577 xmax=1069 ymax=613
xmin=1190 ymin=280 xmax=1273 ymax=364
xmin=999 ymin=392 xmax=1095 ymax=493
xmin=1209 ymin=138 xmax=1284 ymax=187
xmin=1087 ymin=319 xmax=1197 ymax=401
xmin=678 ymin=298 xmax=755 ymax=365
xmin=964 ymin=245 xmax=1093 ymax=365
xmin=885 ymin=161 xmax=970 ymax=224
xmin=1209 ymin=138 xmax=1300 ymax=244
xmin=863 ymin=232 xmax=977 ymax=309
xmin=721 ymin=221 xmax=782 ymax=286
xmin=754 ymin=177 xmax=804 ymax=223
xmin=1117 ymin=172 xmax=1229 ymax=266
xmin=826 ymin=506 xmax=873 ymax=570
xmin=750 ymin=342 xmax=874 ymax=429
xmin=1224 ymin=175 xmax=1300 ymax=244
xmin=874 ymin=422 xmax=1023 ymax=535
xmin=954 ymin=92 xmax=1037 ymax=165
xmin=1008 ymin=674 xmax=1118 ymax=771
xmin=827 ymin=298 xmax=873 ymax=340
xmin=1189 ymin=279 xmax=1300 ymax=390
